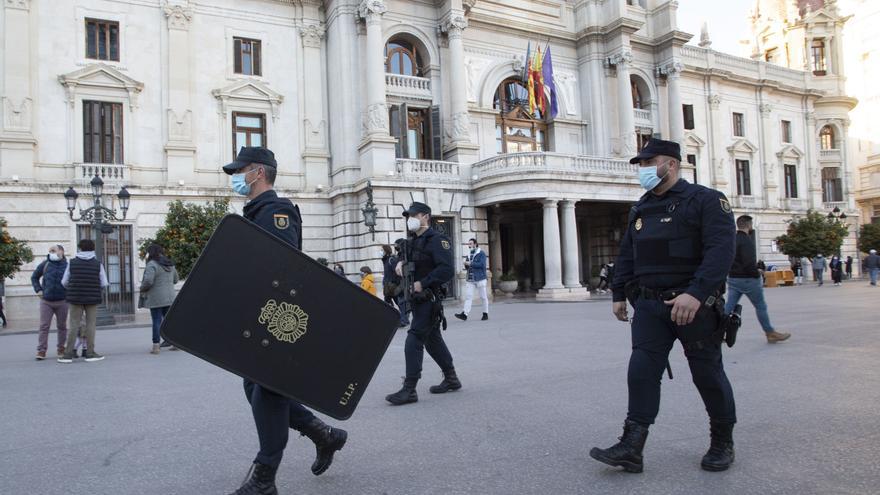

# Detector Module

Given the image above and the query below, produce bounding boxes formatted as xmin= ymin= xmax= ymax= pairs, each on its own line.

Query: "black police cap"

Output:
xmin=223 ymin=147 xmax=278 ymax=175
xmin=629 ymin=138 xmax=682 ymax=164
xmin=403 ymin=202 xmax=431 ymax=217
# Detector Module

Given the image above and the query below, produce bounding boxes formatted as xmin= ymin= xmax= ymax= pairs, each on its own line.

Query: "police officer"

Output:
xmin=223 ymin=147 xmax=347 ymax=494
xmin=385 ymin=202 xmax=462 ymax=405
xmin=589 ymin=138 xmax=737 ymax=473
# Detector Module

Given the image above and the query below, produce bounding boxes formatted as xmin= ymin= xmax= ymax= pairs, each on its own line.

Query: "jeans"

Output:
xmin=149 ymin=306 xmax=169 ymax=344
xmin=813 ymin=269 xmax=824 ymax=285
xmin=38 ymin=299 xmax=68 ymax=352
xmin=870 ymin=268 xmax=879 ymax=286
xmin=243 ymin=379 xmax=316 ymax=468
xmin=462 ymin=279 xmax=489 ymax=316
xmin=725 ymin=277 xmax=775 ymax=333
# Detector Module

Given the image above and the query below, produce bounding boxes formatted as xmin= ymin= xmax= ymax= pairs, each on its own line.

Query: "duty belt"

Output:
xmin=637 ymin=287 xmax=687 ymax=301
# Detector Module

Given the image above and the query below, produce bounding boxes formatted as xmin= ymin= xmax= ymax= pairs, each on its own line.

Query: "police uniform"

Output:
xmin=223 ymin=147 xmax=347 ymax=495
xmin=590 ymin=138 xmax=737 ymax=474
xmin=385 ymin=202 xmax=461 ymax=405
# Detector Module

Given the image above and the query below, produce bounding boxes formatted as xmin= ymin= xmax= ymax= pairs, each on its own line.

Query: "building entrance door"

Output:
xmin=430 ymin=216 xmax=456 ymax=299
xmin=77 ymin=224 xmax=135 ymax=315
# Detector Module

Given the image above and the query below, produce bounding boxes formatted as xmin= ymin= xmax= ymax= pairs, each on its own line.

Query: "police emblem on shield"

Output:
xmin=258 ymin=299 xmax=309 ymax=344
xmin=635 ymin=218 xmax=643 ymax=231
xmin=441 ymin=240 xmax=450 ymax=250
xmin=719 ymin=198 xmax=732 ymax=214
xmin=274 ymin=214 xmax=290 ymax=230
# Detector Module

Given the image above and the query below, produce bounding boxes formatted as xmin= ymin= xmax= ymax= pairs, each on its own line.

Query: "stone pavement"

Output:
xmin=0 ymin=281 xmax=878 ymax=495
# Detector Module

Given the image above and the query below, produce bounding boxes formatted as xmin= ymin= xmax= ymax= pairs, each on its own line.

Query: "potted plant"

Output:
xmin=498 ymin=270 xmax=518 ymax=295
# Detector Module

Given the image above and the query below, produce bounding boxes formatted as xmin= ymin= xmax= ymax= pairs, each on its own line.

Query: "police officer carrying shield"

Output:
xmin=385 ymin=202 xmax=462 ymax=405
xmin=223 ymin=147 xmax=347 ymax=494
xmin=589 ymin=139 xmax=737 ymax=473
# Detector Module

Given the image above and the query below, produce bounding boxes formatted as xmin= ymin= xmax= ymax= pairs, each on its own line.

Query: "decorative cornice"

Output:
xmin=759 ymin=103 xmax=773 ymax=116
xmin=440 ymin=12 xmax=468 ymax=35
xmin=58 ymin=63 xmax=145 ymax=110
xmin=708 ymin=94 xmax=721 ymax=110
xmin=4 ymin=0 xmax=29 ymax=10
xmin=300 ymin=23 xmax=325 ymax=48
xmin=357 ymin=0 xmax=386 ymax=23
xmin=163 ymin=1 xmax=193 ymax=30
xmin=606 ymin=50 xmax=633 ymax=67
xmin=212 ymin=80 xmax=284 ymax=120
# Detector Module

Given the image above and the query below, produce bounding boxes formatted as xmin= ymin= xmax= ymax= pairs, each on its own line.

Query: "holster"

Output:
xmin=427 ymin=289 xmax=447 ymax=331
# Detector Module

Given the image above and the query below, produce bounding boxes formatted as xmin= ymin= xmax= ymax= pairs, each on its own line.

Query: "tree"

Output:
xmin=858 ymin=223 xmax=880 ymax=254
xmin=0 ymin=217 xmax=34 ymax=280
xmin=138 ymin=199 xmax=230 ymax=279
xmin=775 ymin=210 xmax=849 ymax=259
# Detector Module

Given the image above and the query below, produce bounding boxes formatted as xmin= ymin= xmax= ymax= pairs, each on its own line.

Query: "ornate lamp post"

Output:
xmin=827 ymin=206 xmax=848 ymax=258
xmin=64 ymin=175 xmax=130 ymax=325
xmin=361 ymin=180 xmax=378 ymax=240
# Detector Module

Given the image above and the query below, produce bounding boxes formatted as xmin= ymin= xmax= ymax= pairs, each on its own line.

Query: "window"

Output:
xmin=83 ymin=101 xmax=123 ymax=164
xmin=732 ymin=112 xmax=745 ymax=137
xmin=682 ymin=104 xmax=695 ymax=130
xmin=811 ymin=40 xmax=827 ymax=76
xmin=735 ymin=159 xmax=751 ymax=196
xmin=820 ymin=125 xmax=835 ymax=150
xmin=765 ymin=47 xmax=778 ymax=63
xmin=385 ymin=39 xmax=424 ymax=77
xmin=781 ymin=120 xmax=792 ymax=143
xmin=684 ymin=154 xmax=698 ymax=183
xmin=389 ymin=104 xmax=441 ymax=159
xmin=822 ymin=167 xmax=843 ymax=202
xmin=85 ymin=19 xmax=120 ymax=61
xmin=493 ymin=78 xmax=547 ymax=153
xmin=784 ymin=164 xmax=798 ymax=198
xmin=636 ymin=132 xmax=652 ymax=152
xmin=234 ymin=38 xmax=262 ymax=76
xmin=232 ymin=112 xmax=266 ymax=156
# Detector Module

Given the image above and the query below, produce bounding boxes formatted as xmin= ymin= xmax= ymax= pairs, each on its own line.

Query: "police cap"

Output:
xmin=223 ymin=147 xmax=278 ymax=175
xmin=403 ymin=202 xmax=431 ymax=217
xmin=629 ymin=138 xmax=682 ymax=164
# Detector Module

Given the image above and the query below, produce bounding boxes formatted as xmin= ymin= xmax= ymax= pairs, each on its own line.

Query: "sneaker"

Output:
xmin=84 ymin=352 xmax=105 ymax=362
xmin=766 ymin=331 xmax=791 ymax=343
xmin=159 ymin=340 xmax=172 ymax=348
xmin=72 ymin=349 xmax=80 ymax=359
xmin=57 ymin=347 xmax=65 ymax=358
xmin=35 ymin=351 xmax=47 ymax=360
xmin=481 ymin=313 xmax=489 ymax=321
xmin=454 ymin=312 xmax=467 ymax=321
xmin=57 ymin=353 xmax=75 ymax=363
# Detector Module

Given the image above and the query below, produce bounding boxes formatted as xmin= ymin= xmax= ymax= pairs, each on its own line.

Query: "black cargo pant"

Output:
xmin=244 ymin=379 xmax=316 ymax=468
xmin=627 ymin=298 xmax=736 ymax=426
xmin=404 ymin=298 xmax=453 ymax=381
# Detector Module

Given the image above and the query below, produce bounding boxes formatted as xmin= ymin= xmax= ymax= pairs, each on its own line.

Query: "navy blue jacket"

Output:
xmin=243 ymin=190 xmax=302 ymax=250
xmin=410 ymin=228 xmax=454 ymax=290
xmin=31 ymin=257 xmax=68 ymax=302
xmin=612 ymin=179 xmax=736 ymax=303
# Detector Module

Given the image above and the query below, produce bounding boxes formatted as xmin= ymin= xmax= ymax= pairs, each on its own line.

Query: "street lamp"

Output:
xmin=827 ymin=206 xmax=849 ymax=260
xmin=361 ymin=180 xmax=378 ymax=239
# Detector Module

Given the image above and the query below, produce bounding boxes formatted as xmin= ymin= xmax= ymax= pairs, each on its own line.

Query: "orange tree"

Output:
xmin=0 ymin=217 xmax=34 ymax=281
xmin=858 ymin=223 xmax=880 ymax=254
xmin=138 ymin=199 xmax=230 ymax=279
xmin=775 ymin=210 xmax=849 ymax=259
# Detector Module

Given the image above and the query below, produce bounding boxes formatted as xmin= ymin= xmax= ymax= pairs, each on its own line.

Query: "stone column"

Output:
xmin=707 ymin=94 xmax=727 ymax=188
xmin=0 ymin=0 xmax=37 ymax=180
xmin=444 ymin=13 xmax=469 ymax=144
xmin=489 ymin=213 xmax=503 ymax=280
xmin=530 ymin=222 xmax=545 ymax=288
xmin=612 ymin=51 xmax=636 ymax=158
xmin=539 ymin=199 xmax=564 ymax=293
xmin=805 ymin=111 xmax=822 ymax=208
xmin=300 ymin=19 xmax=330 ymax=189
xmin=163 ymin=1 xmax=196 ymax=185
xmin=357 ymin=0 xmax=396 ymax=178
xmin=759 ymin=102 xmax=777 ymax=208
xmin=559 ymin=200 xmax=581 ymax=288
xmin=665 ymin=62 xmax=684 ymax=146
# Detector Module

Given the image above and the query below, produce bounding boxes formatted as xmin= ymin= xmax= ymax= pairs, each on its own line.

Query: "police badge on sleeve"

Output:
xmin=274 ymin=213 xmax=290 ymax=230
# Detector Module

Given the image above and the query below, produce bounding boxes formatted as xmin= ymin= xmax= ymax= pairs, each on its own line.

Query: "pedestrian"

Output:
xmin=359 ymin=266 xmax=377 ymax=296
xmin=393 ymin=239 xmax=410 ymax=328
xmin=597 ymin=263 xmax=610 ymax=293
xmin=381 ymin=245 xmax=398 ymax=305
xmin=454 ymin=238 xmax=489 ymax=322
xmin=791 ymin=257 xmax=803 ymax=285
xmin=591 ymin=138 xmax=737 ymax=473
xmin=386 ymin=202 xmax=461 ymax=405
xmin=725 ymin=216 xmax=791 ymax=343
xmin=222 ymin=146 xmax=347 ymax=494
xmin=812 ymin=254 xmax=826 ymax=286
xmin=829 ymin=255 xmax=843 ymax=286
xmin=332 ymin=263 xmax=346 ymax=278
xmin=864 ymin=249 xmax=880 ymax=286
xmin=845 ymin=255 xmax=853 ymax=280
xmin=57 ymin=238 xmax=109 ymax=363
xmin=31 ymin=244 xmax=69 ymax=359
xmin=140 ymin=243 xmax=179 ymax=355
xmin=0 ymin=278 xmax=6 ymax=328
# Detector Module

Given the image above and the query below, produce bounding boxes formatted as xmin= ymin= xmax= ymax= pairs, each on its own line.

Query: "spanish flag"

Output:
xmin=529 ymin=46 xmax=545 ymax=115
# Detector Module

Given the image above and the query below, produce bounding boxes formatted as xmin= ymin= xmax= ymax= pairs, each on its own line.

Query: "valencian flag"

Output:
xmin=528 ymin=45 xmax=545 ymax=115
xmin=542 ymin=44 xmax=559 ymax=119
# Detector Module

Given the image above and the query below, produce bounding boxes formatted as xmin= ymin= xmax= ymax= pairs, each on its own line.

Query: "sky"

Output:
xmin=676 ymin=0 xmax=756 ymax=56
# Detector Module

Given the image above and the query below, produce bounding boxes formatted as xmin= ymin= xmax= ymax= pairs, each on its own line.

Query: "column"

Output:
xmin=530 ymin=222 xmax=545 ymax=288
xmin=613 ymin=51 xmax=636 ymax=158
xmin=540 ymin=199 xmax=564 ymax=291
xmin=805 ymin=111 xmax=822 ymax=208
xmin=559 ymin=200 xmax=581 ymax=288
xmin=300 ymin=18 xmax=330 ymax=189
xmin=666 ymin=62 xmax=684 ymax=146
xmin=163 ymin=1 xmax=196 ymax=185
xmin=707 ymin=94 xmax=727 ymax=188
xmin=359 ymin=0 xmax=389 ymax=138
xmin=444 ymin=13 xmax=469 ymax=144
xmin=0 ymin=0 xmax=37 ymax=180
xmin=489 ymin=213 xmax=503 ymax=280
xmin=759 ymin=102 xmax=777 ymax=208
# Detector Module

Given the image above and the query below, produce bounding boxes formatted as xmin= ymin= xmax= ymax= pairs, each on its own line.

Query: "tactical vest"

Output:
xmin=410 ymin=229 xmax=439 ymax=284
xmin=65 ymin=257 xmax=103 ymax=305
xmin=628 ymin=185 xmax=703 ymax=278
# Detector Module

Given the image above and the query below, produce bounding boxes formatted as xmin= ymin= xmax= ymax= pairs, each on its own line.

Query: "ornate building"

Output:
xmin=0 ymin=0 xmax=861 ymax=317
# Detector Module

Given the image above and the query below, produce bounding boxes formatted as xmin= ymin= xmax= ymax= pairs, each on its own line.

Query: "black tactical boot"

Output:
xmin=301 ymin=417 xmax=348 ymax=476
xmin=229 ymin=463 xmax=278 ymax=495
xmin=701 ymin=422 xmax=735 ymax=472
xmin=429 ymin=369 xmax=462 ymax=394
xmin=589 ymin=420 xmax=650 ymax=473
xmin=385 ymin=378 xmax=418 ymax=405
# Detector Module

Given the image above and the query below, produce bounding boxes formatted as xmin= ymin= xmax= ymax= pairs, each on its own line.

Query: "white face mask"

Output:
xmin=406 ymin=217 xmax=422 ymax=232
xmin=49 ymin=253 xmax=61 ymax=261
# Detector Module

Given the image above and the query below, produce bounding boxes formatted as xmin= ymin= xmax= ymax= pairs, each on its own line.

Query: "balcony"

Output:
xmin=395 ymin=159 xmax=460 ymax=180
xmin=819 ymin=149 xmax=841 ymax=162
xmin=472 ymin=152 xmax=635 ymax=181
xmin=74 ymin=163 xmax=128 ymax=186
xmin=783 ymin=198 xmax=807 ymax=211
xmin=633 ymin=108 xmax=652 ymax=126
xmin=731 ymin=195 xmax=759 ymax=208
xmin=385 ymin=74 xmax=432 ymax=101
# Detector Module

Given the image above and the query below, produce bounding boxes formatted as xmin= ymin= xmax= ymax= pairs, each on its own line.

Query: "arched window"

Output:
xmin=385 ymin=39 xmax=424 ymax=77
xmin=820 ymin=125 xmax=835 ymax=150
xmin=630 ymin=75 xmax=650 ymax=109
xmin=493 ymin=78 xmax=547 ymax=154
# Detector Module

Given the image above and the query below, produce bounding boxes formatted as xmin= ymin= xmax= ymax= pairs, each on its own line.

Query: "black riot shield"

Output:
xmin=160 ymin=214 xmax=399 ymax=420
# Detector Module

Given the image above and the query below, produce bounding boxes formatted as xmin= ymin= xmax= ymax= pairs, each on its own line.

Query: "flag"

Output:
xmin=527 ymin=46 xmax=536 ymax=114
xmin=521 ymin=41 xmax=531 ymax=83
xmin=530 ymin=45 xmax=545 ymax=115
xmin=542 ymin=44 xmax=558 ymax=119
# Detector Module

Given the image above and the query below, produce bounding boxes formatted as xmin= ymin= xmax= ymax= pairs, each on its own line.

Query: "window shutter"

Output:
xmin=253 ymin=41 xmax=262 ymax=76
xmin=389 ymin=105 xmax=402 ymax=158
xmin=234 ymin=38 xmax=242 ymax=74
xmin=113 ymin=103 xmax=124 ymax=164
xmin=399 ymin=103 xmax=409 ymax=159
xmin=430 ymin=105 xmax=442 ymax=160
xmin=83 ymin=102 xmax=92 ymax=163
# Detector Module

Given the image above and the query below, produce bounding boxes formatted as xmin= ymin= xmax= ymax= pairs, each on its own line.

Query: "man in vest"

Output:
xmin=58 ymin=238 xmax=110 ymax=363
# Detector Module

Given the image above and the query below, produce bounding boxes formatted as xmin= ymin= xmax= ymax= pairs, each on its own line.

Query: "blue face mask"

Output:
xmin=231 ymin=169 xmax=257 ymax=196
xmin=638 ymin=162 xmax=670 ymax=191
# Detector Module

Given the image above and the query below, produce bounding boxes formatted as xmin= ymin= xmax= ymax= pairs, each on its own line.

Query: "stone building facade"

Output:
xmin=0 ymin=0 xmax=861 ymax=317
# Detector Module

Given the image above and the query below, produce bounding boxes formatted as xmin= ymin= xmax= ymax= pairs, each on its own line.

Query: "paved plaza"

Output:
xmin=1 ymin=282 xmax=878 ymax=495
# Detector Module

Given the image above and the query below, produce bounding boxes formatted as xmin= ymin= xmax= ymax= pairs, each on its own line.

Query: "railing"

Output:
xmin=385 ymin=74 xmax=432 ymax=101
xmin=680 ymin=44 xmax=809 ymax=88
xmin=731 ymin=196 xmax=759 ymax=208
xmin=819 ymin=149 xmax=842 ymax=161
xmin=75 ymin=163 xmax=128 ymax=184
xmin=472 ymin=152 xmax=635 ymax=180
xmin=395 ymin=158 xmax=460 ymax=179
xmin=783 ymin=198 xmax=807 ymax=210
xmin=633 ymin=108 xmax=651 ymax=124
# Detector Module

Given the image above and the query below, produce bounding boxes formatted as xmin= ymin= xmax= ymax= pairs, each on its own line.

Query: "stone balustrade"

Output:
xmin=75 ymin=163 xmax=128 ymax=185
xmin=819 ymin=149 xmax=842 ymax=162
xmin=395 ymin=158 xmax=459 ymax=178
xmin=472 ymin=152 xmax=635 ymax=180
xmin=385 ymin=74 xmax=432 ymax=101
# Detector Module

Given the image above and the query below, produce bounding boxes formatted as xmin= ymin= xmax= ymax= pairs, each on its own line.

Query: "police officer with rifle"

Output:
xmin=386 ymin=202 xmax=462 ymax=405
xmin=589 ymin=138 xmax=741 ymax=474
